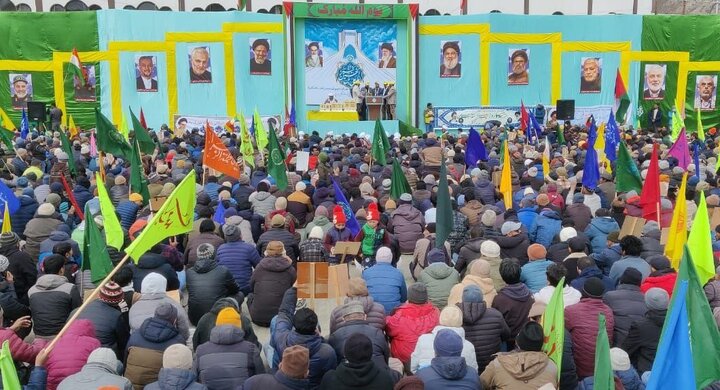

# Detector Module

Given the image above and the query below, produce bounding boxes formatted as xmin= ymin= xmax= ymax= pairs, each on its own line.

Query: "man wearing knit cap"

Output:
xmin=640 ymin=254 xmax=677 ymax=296
xmin=186 ymin=243 xmax=241 ymax=325
xmin=0 ymin=231 xmax=35 ymax=306
xmin=145 ymin=344 xmax=204 ymax=390
xmin=495 ymin=221 xmax=531 ymax=265
xmin=110 ymin=175 xmax=130 ymax=206
xmin=76 ymin=281 xmax=129 ymax=359
xmin=287 ymin=181 xmax=313 ymax=227
xmin=416 ymin=328 xmax=480 ymax=388
xmin=602 ymin=267 xmax=647 ymax=346
xmin=298 ymin=226 xmax=328 ymax=262
xmin=327 ymin=301 xmax=390 ymax=365
xmin=521 ymin=244 xmax=553 ymax=293
xmin=480 ymin=322 xmax=558 ymax=388
xmin=411 ymin=306 xmax=478 ymax=373
xmin=565 ymin=277 xmax=615 ymax=378
xmin=419 ymin=248 xmax=459 ymax=309
xmin=195 ymin=307 xmax=265 ymax=389
xmin=387 ymin=193 xmax=425 ymax=254
xmin=363 ymin=246 xmax=407 ymax=313
xmin=329 ymin=277 xmax=386 ymax=333
xmin=457 ymin=284 xmax=510 ymax=373
xmin=385 ymin=283 xmax=440 ymax=364
xmin=319 ymin=333 xmax=396 ymax=389
xmin=243 ymin=345 xmax=310 ymax=390
xmin=57 ymin=347 xmax=132 ymax=389
xmin=622 ymin=287 xmax=669 ymax=374
xmin=257 ymin=213 xmax=300 ymax=263
xmin=272 ymin=287 xmax=337 ymax=388
xmin=23 ymin=202 xmax=62 ymax=260
xmin=301 ymin=205 xmax=331 ymax=242
xmin=265 ymin=197 xmax=300 ymax=235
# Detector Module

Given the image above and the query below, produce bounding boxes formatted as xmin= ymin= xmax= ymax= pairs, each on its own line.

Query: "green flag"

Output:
xmin=541 ymin=276 xmax=565 ymax=379
xmin=254 ymin=108 xmax=268 ymax=151
xmin=614 ymin=142 xmax=643 ymax=193
xmin=95 ymin=172 xmax=123 ymax=250
xmin=435 ymin=157 xmax=453 ymax=248
xmin=129 ymin=107 xmax=156 ymax=155
xmin=671 ymin=101 xmax=686 ymax=141
xmin=398 ymin=120 xmax=423 ymax=137
xmin=95 ymin=108 xmax=132 ymax=157
xmin=129 ymin=140 xmax=150 ymax=205
xmin=58 ymin=126 xmax=77 ymax=176
xmin=557 ymin=124 xmax=566 ymax=145
xmin=390 ymin=158 xmax=411 ymax=200
xmin=0 ymin=340 xmax=20 ymax=390
xmin=675 ymin=247 xmax=720 ymax=388
xmin=371 ymin=119 xmax=390 ymax=166
xmin=82 ymin=203 xmax=114 ymax=284
xmin=593 ymin=313 xmax=614 ymax=390
xmin=697 ymin=108 xmax=705 ymax=141
xmin=0 ymin=128 xmax=13 ymax=151
xmin=266 ymin=124 xmax=288 ymax=191
xmin=239 ymin=111 xmax=255 ymax=168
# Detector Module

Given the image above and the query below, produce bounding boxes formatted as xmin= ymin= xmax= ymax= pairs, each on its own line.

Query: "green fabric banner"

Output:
xmin=640 ymin=15 xmax=720 ymax=134
xmin=0 ymin=12 xmax=99 ymax=128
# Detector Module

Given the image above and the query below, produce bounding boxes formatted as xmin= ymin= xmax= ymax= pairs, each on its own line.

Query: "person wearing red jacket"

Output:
xmin=0 ymin=309 xmax=45 ymax=364
xmin=640 ymin=255 xmax=677 ymax=297
xmin=385 ymin=283 xmax=439 ymax=365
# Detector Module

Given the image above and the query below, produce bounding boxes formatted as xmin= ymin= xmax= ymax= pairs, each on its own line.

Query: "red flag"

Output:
xmin=520 ymin=101 xmax=529 ymax=131
xmin=283 ymin=105 xmax=292 ymax=137
xmin=139 ymin=108 xmax=147 ymax=129
xmin=639 ymin=143 xmax=661 ymax=220
xmin=614 ymin=69 xmax=628 ymax=99
xmin=60 ymin=175 xmax=84 ymax=221
xmin=204 ymin=122 xmax=241 ymax=179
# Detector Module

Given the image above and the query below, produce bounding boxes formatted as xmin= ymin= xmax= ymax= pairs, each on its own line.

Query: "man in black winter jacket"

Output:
xmin=186 ymin=243 xmax=241 ymax=325
xmin=0 ymin=232 xmax=37 ymax=305
xmin=327 ymin=301 xmax=390 ymax=364
xmin=28 ymin=255 xmax=81 ymax=338
xmin=457 ymin=284 xmax=509 ymax=373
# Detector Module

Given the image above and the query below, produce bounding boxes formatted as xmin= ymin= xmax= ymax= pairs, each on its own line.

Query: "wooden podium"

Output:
xmin=365 ymin=96 xmax=384 ymax=120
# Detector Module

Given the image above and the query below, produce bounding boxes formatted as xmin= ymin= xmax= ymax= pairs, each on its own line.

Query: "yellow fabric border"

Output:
xmin=418 ymin=24 xmax=490 ymax=36
xmin=560 ymin=42 xmax=632 ymax=52
xmin=0 ymin=60 xmax=54 ymax=72
xmin=52 ymin=51 xmax=121 ymax=125
xmin=677 ymin=61 xmax=720 ymax=110
xmin=165 ymin=32 xmax=231 ymax=43
xmin=307 ymin=110 xmax=359 ymax=121
xmin=485 ymin=33 xmax=561 ymax=44
xmin=108 ymin=42 xmax=172 ymax=52
xmin=619 ymin=51 xmax=690 ymax=87
xmin=221 ymin=22 xmax=283 ymax=33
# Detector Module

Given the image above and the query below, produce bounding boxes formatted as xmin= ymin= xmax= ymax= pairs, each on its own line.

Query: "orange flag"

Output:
xmin=204 ymin=123 xmax=241 ymax=178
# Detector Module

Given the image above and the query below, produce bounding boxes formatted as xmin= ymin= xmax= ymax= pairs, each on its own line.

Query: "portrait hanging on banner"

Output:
xmin=643 ymin=64 xmax=666 ymax=100
xmin=305 ymin=41 xmax=324 ymax=68
xmin=695 ymin=74 xmax=717 ymax=111
xmin=440 ymin=41 xmax=461 ymax=78
xmin=580 ymin=57 xmax=602 ymax=93
xmin=250 ymin=38 xmax=272 ymax=75
xmin=508 ymin=49 xmax=529 ymax=85
xmin=188 ymin=46 xmax=212 ymax=83
xmin=303 ymin=19 xmax=397 ymax=104
xmin=74 ymin=65 xmax=96 ymax=102
xmin=135 ymin=55 xmax=158 ymax=92
xmin=9 ymin=73 xmax=32 ymax=110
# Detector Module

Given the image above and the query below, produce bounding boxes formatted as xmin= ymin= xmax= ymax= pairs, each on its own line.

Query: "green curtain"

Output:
xmin=0 ymin=12 xmax=99 ymax=127
xmin=641 ymin=15 xmax=720 ymax=133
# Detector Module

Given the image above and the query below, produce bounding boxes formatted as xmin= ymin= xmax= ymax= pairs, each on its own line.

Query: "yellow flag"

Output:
xmin=0 ymin=108 xmax=15 ymax=131
xmin=542 ymin=137 xmax=550 ymax=180
xmin=671 ymin=100 xmax=685 ymax=141
xmin=95 ymin=173 xmax=124 ymax=250
xmin=697 ymin=108 xmax=705 ymax=141
xmin=687 ymin=192 xmax=716 ymax=283
xmin=595 ymin=122 xmax=612 ymax=174
xmin=666 ymin=172 xmax=687 ymax=269
xmin=68 ymin=115 xmax=78 ymax=138
xmin=1 ymin=202 xmax=10 ymax=234
xmin=238 ymin=112 xmax=255 ymax=168
xmin=499 ymin=140 xmax=513 ymax=209
xmin=125 ymin=170 xmax=196 ymax=262
xmin=119 ymin=114 xmax=129 ymax=140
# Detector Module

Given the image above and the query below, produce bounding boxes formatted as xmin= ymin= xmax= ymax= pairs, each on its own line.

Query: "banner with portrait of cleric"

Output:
xmin=9 ymin=73 xmax=33 ymax=110
xmin=440 ymin=41 xmax=461 ymax=78
xmin=249 ymin=38 xmax=272 ymax=76
xmin=304 ymin=19 xmax=397 ymax=104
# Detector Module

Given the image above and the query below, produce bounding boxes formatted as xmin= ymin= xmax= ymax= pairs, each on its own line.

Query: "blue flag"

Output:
xmin=527 ymin=112 xmax=543 ymax=144
xmin=0 ymin=181 xmax=20 ymax=216
xmin=465 ymin=128 xmax=487 ymax=167
xmin=20 ymin=109 xmax=28 ymax=139
xmin=647 ymin=281 xmax=696 ymax=390
xmin=289 ymin=104 xmax=296 ymax=127
xmin=331 ymin=176 xmax=360 ymax=236
xmin=582 ymin=117 xmax=600 ymax=190
xmin=694 ymin=144 xmax=700 ymax=179
xmin=605 ymin=111 xmax=620 ymax=162
xmin=213 ymin=200 xmax=226 ymax=225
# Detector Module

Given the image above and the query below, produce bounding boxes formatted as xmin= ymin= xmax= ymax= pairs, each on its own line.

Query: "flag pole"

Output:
xmin=45 ymin=252 xmax=132 ymax=352
xmin=201 ymin=166 xmax=207 ymax=187
xmin=656 ymin=202 xmax=661 ymax=227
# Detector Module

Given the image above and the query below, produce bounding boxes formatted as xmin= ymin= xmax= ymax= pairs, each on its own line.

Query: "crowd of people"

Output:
xmin=0 ymin=114 xmax=717 ymax=390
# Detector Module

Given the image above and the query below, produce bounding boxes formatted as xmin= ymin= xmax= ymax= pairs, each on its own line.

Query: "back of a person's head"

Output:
xmin=568 ymin=236 xmax=586 ymax=253
xmin=499 ymin=258 xmax=521 ymax=284
xmin=52 ymin=242 xmax=72 ymax=256
xmin=141 ymin=272 xmax=168 ymax=294
xmin=199 ymin=218 xmax=215 ymax=233
xmin=293 ymin=308 xmax=318 ymax=335
xmin=112 ymin=266 xmax=133 ymax=287
xmin=620 ymin=235 xmax=643 ymax=256
xmin=469 ymin=225 xmax=484 ymax=239
xmin=577 ymin=256 xmax=596 ymax=271
xmin=546 ymin=263 xmax=568 ymax=287
xmin=43 ymin=254 xmax=66 ymax=275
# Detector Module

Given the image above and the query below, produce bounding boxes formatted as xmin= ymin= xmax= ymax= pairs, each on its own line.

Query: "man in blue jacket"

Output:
xmin=363 ymin=246 xmax=407 ymax=313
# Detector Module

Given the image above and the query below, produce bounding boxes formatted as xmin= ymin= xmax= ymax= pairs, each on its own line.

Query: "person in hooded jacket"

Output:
xmin=592 ymin=231 xmax=623 ymax=275
xmin=192 ymin=297 xmax=257 ymax=351
xmin=129 ymin=251 xmax=180 ymax=292
xmin=216 ymin=223 xmax=262 ymax=295
xmin=242 ymin=345 xmax=310 ymax=390
xmin=565 ymin=193 xmax=593 ymax=231
xmin=571 ymin=257 xmax=615 ymax=293
xmin=232 ymin=174 xmax=255 ymax=212
xmin=363 ymin=246 xmax=407 ymax=313
xmin=13 ymin=190 xmax=39 ymax=239
xmin=520 ymin=244 xmax=553 ymax=293
xmin=410 ymin=306 xmax=478 ymax=374
xmin=129 ymin=273 xmax=190 ymax=342
xmin=385 ymin=283 xmax=440 ymax=365
xmin=257 ymin=214 xmax=300 ymax=263
xmin=416 ymin=329 xmax=480 ymax=389
xmin=184 ymin=219 xmax=225 ymax=268
xmin=195 ymin=307 xmax=265 ymax=389
xmin=603 ymin=267 xmax=647 ymax=347
xmin=491 ymin=258 xmax=534 ymax=345
xmin=38 ymin=224 xmax=81 ymax=265
xmin=23 ymin=202 xmax=63 ymax=260
xmin=115 ymin=193 xmax=143 ymax=231
xmin=480 ymin=322 xmax=558 ymax=389
xmin=249 ymin=241 xmax=297 ymax=326
xmin=494 ymin=221 xmax=530 ymax=265
xmin=640 ymin=255 xmax=677 ymax=297
xmin=516 ymin=197 xmax=538 ymax=230
xmin=0 ymin=232 xmax=36 ymax=305
xmin=145 ymin=344 xmax=207 ymax=390
xmin=584 ymin=209 xmax=620 ymax=254
xmin=328 ymin=301 xmax=390 ymax=365
xmin=75 ymin=282 xmax=129 ymax=359
xmin=287 ymin=182 xmax=314 ymax=228
xmin=186 ymin=243 xmax=241 ymax=325
xmin=249 ymin=182 xmax=276 ymax=218
xmin=44 ymin=319 xmax=100 ymax=390
xmin=329 ymin=277 xmax=385 ymax=333
xmin=28 ymin=255 xmax=81 ymax=339
xmin=622 ymin=287 xmax=669 ymax=374
xmin=458 ymin=284 xmax=510 ymax=374
xmin=454 ymin=226 xmax=484 ymax=276
xmin=387 ymin=193 xmax=425 ymax=254
xmin=419 ymin=248 xmax=459 ymax=309
xmin=270 ymin=287 xmax=337 ymax=388
xmin=320 ymin=333 xmax=395 ymax=390
xmin=57 ymin=347 xmax=132 ymax=390
xmin=301 ymin=206 xmax=332 ymax=242
xmin=529 ymin=208 xmax=563 ymax=248
xmin=448 ymin=259 xmax=498 ymax=307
